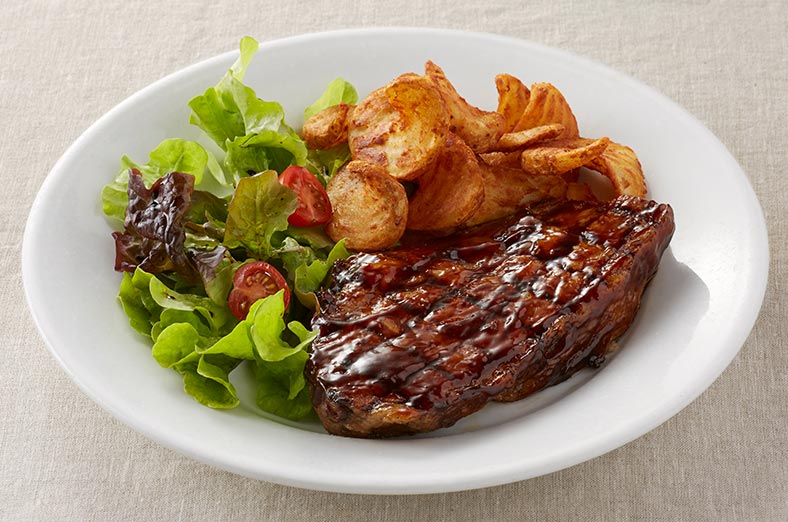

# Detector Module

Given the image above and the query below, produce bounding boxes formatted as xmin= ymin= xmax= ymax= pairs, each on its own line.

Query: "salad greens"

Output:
xmin=101 ymin=139 xmax=213 ymax=222
xmin=223 ymin=170 xmax=298 ymax=258
xmin=103 ymin=36 xmax=355 ymax=420
xmin=304 ymin=78 xmax=358 ymax=180
xmin=189 ymin=36 xmax=308 ymax=183
xmin=303 ymin=77 xmax=358 ymax=120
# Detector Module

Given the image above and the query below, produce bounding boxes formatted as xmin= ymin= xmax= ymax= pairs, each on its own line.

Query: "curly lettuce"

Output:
xmin=107 ymin=37 xmax=356 ymax=421
xmin=189 ymin=36 xmax=307 ymax=184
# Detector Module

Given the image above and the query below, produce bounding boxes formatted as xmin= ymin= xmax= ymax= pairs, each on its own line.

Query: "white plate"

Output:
xmin=22 ymin=28 xmax=768 ymax=494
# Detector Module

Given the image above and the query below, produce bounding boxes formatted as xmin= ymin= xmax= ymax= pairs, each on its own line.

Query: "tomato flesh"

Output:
xmin=228 ymin=261 xmax=290 ymax=320
xmin=279 ymin=166 xmax=332 ymax=227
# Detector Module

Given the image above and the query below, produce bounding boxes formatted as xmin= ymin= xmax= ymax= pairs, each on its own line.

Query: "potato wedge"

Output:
xmin=464 ymin=162 xmax=548 ymax=227
xmin=348 ymin=74 xmax=448 ymax=181
xmin=587 ymin=141 xmax=647 ymax=197
xmin=424 ymin=61 xmax=506 ymax=153
xmin=407 ymin=133 xmax=485 ymax=231
xmin=513 ymin=82 xmax=579 ymax=138
xmin=301 ymin=103 xmax=353 ymax=150
xmin=495 ymin=73 xmax=530 ymax=133
xmin=520 ymin=137 xmax=610 ymax=177
xmin=494 ymin=123 xmax=565 ymax=152
xmin=325 ymin=161 xmax=408 ymax=251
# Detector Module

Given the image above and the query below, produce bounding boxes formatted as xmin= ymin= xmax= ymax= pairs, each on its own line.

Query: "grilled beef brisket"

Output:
xmin=307 ymin=196 xmax=675 ymax=437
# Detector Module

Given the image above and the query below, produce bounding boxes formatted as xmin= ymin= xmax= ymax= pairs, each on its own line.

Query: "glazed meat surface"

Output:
xmin=307 ymin=196 xmax=675 ymax=437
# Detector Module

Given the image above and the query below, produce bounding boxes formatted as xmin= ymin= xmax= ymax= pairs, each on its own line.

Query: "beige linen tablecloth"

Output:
xmin=3 ymin=1 xmax=786 ymax=520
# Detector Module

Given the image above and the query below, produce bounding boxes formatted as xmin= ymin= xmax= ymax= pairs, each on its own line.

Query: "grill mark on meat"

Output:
xmin=308 ymin=196 xmax=675 ymax=437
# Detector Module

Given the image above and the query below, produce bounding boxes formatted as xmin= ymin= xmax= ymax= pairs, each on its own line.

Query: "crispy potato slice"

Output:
xmin=479 ymin=150 xmax=522 ymax=169
xmin=513 ymin=82 xmax=579 ymax=138
xmin=562 ymin=168 xmax=580 ymax=183
xmin=301 ymin=103 xmax=353 ymax=150
xmin=407 ymin=133 xmax=485 ymax=231
xmin=494 ymin=123 xmax=565 ymax=152
xmin=524 ymin=171 xmax=571 ymax=199
xmin=495 ymin=74 xmax=530 ymax=133
xmin=566 ymin=182 xmax=597 ymax=202
xmin=424 ymin=61 xmax=506 ymax=153
xmin=348 ymin=74 xmax=448 ymax=181
xmin=465 ymin=162 xmax=548 ymax=227
xmin=520 ymin=137 xmax=610 ymax=177
xmin=587 ymin=141 xmax=648 ymax=197
xmin=325 ymin=161 xmax=408 ymax=251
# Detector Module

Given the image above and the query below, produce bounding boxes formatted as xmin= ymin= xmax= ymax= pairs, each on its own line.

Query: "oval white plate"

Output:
xmin=23 ymin=29 xmax=768 ymax=494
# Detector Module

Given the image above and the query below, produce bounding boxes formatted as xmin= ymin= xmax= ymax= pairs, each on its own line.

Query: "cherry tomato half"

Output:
xmin=228 ymin=261 xmax=291 ymax=320
xmin=278 ymin=166 xmax=332 ymax=227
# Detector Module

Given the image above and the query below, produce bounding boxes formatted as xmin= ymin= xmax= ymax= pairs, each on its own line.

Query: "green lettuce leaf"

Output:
xmin=306 ymin=145 xmax=352 ymax=182
xmin=150 ymin=307 xmax=241 ymax=409
xmin=151 ymin=322 xmax=204 ymax=368
xmin=254 ymin=349 xmax=312 ymax=420
xmin=150 ymin=307 xmax=216 ymax=343
xmin=148 ymin=275 xmax=234 ymax=333
xmin=293 ymin=240 xmax=350 ymax=309
xmin=277 ymin=237 xmax=319 ymax=280
xmin=250 ymin=291 xmax=317 ymax=362
xmin=223 ymin=170 xmax=297 ymax=258
xmin=253 ymin=307 xmax=317 ymax=420
xmin=183 ymin=354 xmax=241 ymax=409
xmin=199 ymin=319 xmax=255 ymax=360
xmin=188 ymin=36 xmax=308 ymax=184
xmin=224 ymin=130 xmax=307 ymax=181
xmin=187 ymin=37 xmax=258 ymax=149
xmin=117 ymin=269 xmax=162 ymax=337
xmin=152 ymin=325 xmax=242 ymax=410
xmin=101 ymin=139 xmax=209 ymax=221
xmin=197 ymin=291 xmax=317 ymax=417
xmin=303 ymin=78 xmax=358 ymax=120
xmin=285 ymin=225 xmax=335 ymax=251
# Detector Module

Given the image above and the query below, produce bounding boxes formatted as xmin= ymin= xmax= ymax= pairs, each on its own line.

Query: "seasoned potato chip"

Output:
xmin=301 ymin=103 xmax=353 ymax=150
xmin=465 ymin=162 xmax=547 ymax=227
xmin=525 ymin=171 xmax=571 ymax=199
xmin=407 ymin=133 xmax=485 ymax=231
xmin=495 ymin=74 xmax=530 ymax=133
xmin=348 ymin=74 xmax=448 ymax=181
xmin=520 ymin=137 xmax=610 ymax=177
xmin=587 ymin=141 xmax=647 ymax=197
xmin=562 ymin=168 xmax=581 ymax=183
xmin=325 ymin=161 xmax=409 ymax=251
xmin=479 ymin=150 xmax=522 ymax=169
xmin=424 ymin=61 xmax=506 ymax=153
xmin=513 ymin=83 xmax=579 ymax=138
xmin=494 ymin=123 xmax=565 ymax=152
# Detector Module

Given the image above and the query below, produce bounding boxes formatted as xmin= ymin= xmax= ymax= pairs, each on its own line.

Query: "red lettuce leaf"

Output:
xmin=113 ymin=169 xmax=201 ymax=283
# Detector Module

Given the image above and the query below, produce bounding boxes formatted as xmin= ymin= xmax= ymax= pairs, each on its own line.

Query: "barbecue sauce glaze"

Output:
xmin=308 ymin=196 xmax=674 ymax=437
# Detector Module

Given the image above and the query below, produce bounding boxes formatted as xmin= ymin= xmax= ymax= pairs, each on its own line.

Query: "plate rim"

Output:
xmin=22 ymin=27 xmax=770 ymax=494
